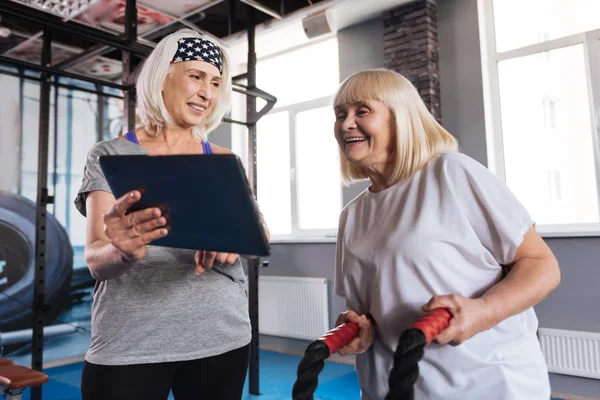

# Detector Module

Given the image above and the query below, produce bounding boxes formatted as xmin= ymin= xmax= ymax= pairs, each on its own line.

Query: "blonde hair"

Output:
xmin=333 ymin=68 xmax=458 ymax=185
xmin=135 ymin=28 xmax=232 ymax=140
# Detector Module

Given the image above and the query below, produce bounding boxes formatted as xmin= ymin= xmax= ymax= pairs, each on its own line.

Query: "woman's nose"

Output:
xmin=197 ymin=81 xmax=213 ymax=101
xmin=341 ymin=115 xmax=357 ymax=131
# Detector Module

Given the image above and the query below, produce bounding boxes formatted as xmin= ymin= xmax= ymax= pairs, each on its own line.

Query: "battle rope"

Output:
xmin=292 ymin=308 xmax=452 ymax=400
xmin=385 ymin=308 xmax=452 ymax=400
xmin=292 ymin=322 xmax=359 ymax=400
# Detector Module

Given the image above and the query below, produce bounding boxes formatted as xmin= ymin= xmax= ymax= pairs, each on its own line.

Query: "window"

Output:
xmin=481 ymin=0 xmax=600 ymax=236
xmin=15 ymin=78 xmax=122 ymax=248
xmin=232 ymin=37 xmax=341 ymax=240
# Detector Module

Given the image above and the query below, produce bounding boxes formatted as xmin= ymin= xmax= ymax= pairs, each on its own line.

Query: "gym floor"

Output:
xmin=7 ymin=286 xmax=362 ymax=400
xmin=6 ymin=289 xmax=570 ymax=400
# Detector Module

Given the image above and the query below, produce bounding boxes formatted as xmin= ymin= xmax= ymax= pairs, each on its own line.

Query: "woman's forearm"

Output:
xmin=84 ymin=240 xmax=138 ymax=281
xmin=481 ymin=256 xmax=560 ymax=327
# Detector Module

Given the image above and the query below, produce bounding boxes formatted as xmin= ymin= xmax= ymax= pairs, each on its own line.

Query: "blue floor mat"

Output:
xmin=17 ymin=350 xmax=567 ymax=400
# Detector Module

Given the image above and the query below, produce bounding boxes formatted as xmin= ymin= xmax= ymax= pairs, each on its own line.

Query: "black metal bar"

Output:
xmin=96 ymin=85 xmax=105 ymax=142
xmin=122 ymin=54 xmax=136 ymax=133
xmin=64 ymin=89 xmax=73 ymax=232
xmin=232 ymin=84 xmax=277 ymax=124
xmin=124 ymin=0 xmax=137 ymax=43
xmin=228 ymin=0 xmax=236 ymax=36
xmin=0 ymin=1 xmax=152 ymax=57
xmin=246 ymin=5 xmax=260 ymax=395
xmin=53 ymin=83 xmax=122 ymax=100
xmin=17 ymin=68 xmax=24 ymax=195
xmin=52 ymin=78 xmax=59 ymax=215
xmin=223 ymin=117 xmax=250 ymax=126
xmin=142 ymin=0 xmax=226 ymax=41
xmin=232 ymin=73 xmax=247 ymax=83
xmin=51 ymin=44 xmax=113 ymax=70
xmin=31 ymin=27 xmax=53 ymax=400
xmin=123 ymin=0 xmax=137 ymax=134
xmin=238 ymin=0 xmax=282 ymax=19
xmin=233 ymin=84 xmax=277 ymax=103
xmin=0 ymin=55 xmax=128 ymax=91
xmin=0 ymin=68 xmax=125 ymax=100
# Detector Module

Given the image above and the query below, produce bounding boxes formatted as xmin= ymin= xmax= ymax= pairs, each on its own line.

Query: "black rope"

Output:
xmin=385 ymin=328 xmax=427 ymax=400
xmin=292 ymin=340 xmax=330 ymax=400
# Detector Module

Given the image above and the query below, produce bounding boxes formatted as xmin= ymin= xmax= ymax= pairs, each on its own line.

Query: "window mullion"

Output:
xmin=288 ymin=110 xmax=300 ymax=236
xmin=584 ymin=32 xmax=600 ymax=217
xmin=480 ymin=0 xmax=506 ymax=180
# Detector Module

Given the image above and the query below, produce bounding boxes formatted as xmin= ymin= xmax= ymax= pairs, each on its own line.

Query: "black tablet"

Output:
xmin=99 ymin=154 xmax=270 ymax=257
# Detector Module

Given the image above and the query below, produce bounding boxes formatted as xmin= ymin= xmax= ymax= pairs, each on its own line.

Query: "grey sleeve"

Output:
xmin=443 ymin=152 xmax=534 ymax=265
xmin=74 ymin=141 xmax=113 ymax=217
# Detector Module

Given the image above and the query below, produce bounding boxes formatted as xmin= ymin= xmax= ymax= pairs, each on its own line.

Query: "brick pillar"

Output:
xmin=383 ymin=0 xmax=441 ymax=122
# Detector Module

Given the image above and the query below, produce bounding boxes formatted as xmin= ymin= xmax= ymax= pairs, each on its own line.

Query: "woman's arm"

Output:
xmin=84 ymin=190 xmax=167 ymax=281
xmin=423 ymin=226 xmax=560 ymax=345
xmin=480 ymin=225 xmax=560 ymax=324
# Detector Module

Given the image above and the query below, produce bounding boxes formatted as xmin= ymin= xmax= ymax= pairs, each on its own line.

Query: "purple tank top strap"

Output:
xmin=202 ymin=140 xmax=213 ymax=154
xmin=125 ymin=130 xmax=139 ymax=145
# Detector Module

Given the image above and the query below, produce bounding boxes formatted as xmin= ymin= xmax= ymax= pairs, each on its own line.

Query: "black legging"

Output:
xmin=81 ymin=345 xmax=250 ymax=400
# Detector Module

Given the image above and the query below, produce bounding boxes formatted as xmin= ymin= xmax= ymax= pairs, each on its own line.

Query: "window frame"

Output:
xmin=265 ymin=95 xmax=342 ymax=242
xmin=479 ymin=0 xmax=600 ymax=237
xmin=230 ymin=35 xmax=343 ymax=243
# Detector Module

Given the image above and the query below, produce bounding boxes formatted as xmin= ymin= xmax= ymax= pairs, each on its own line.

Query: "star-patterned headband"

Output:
xmin=171 ymin=37 xmax=223 ymax=75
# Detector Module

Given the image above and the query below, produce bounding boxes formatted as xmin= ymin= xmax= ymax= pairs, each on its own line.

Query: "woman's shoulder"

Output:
xmin=208 ymin=143 xmax=235 ymax=155
xmin=426 ymin=151 xmax=488 ymax=177
xmin=89 ymin=136 xmax=147 ymax=157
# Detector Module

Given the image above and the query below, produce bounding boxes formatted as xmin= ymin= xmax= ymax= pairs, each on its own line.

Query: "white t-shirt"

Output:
xmin=334 ymin=152 xmax=550 ymax=400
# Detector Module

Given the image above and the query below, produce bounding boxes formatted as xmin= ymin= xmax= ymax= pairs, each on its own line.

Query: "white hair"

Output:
xmin=334 ymin=69 xmax=458 ymax=185
xmin=135 ymin=28 xmax=232 ymax=140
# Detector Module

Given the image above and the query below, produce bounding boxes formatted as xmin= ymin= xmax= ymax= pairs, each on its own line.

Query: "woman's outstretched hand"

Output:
xmin=103 ymin=190 xmax=168 ymax=262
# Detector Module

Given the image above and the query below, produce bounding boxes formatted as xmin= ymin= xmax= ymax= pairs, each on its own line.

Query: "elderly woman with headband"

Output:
xmin=332 ymin=69 xmax=560 ymax=399
xmin=74 ymin=29 xmax=269 ymax=400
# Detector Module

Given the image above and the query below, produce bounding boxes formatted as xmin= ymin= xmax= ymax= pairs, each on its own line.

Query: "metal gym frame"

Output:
xmin=0 ymin=1 xmax=277 ymax=398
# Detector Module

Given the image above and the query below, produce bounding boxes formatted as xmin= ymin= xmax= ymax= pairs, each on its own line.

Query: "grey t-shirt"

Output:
xmin=75 ymin=138 xmax=251 ymax=365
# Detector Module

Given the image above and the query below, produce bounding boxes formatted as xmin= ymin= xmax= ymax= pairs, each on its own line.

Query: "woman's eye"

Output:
xmin=191 ymin=75 xmax=200 ymax=80
xmin=335 ymin=114 xmax=346 ymax=120
xmin=357 ymin=108 xmax=369 ymax=116
xmin=212 ymin=82 xmax=220 ymax=87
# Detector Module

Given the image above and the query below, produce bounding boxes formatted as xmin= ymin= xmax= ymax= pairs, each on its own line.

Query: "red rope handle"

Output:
xmin=319 ymin=322 xmax=359 ymax=354
xmin=410 ymin=308 xmax=452 ymax=345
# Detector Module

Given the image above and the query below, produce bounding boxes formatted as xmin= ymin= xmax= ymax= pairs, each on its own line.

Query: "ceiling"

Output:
xmin=0 ymin=0 xmax=329 ymax=83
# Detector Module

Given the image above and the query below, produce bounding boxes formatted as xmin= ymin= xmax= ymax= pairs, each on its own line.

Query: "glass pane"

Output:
xmin=256 ymin=39 xmax=339 ymax=108
xmin=295 ymin=107 xmax=341 ymax=230
xmin=21 ymin=82 xmax=41 ymax=202
xmin=0 ymin=75 xmax=20 ymax=193
xmin=497 ymin=44 xmax=599 ymax=225
xmin=257 ymin=112 xmax=292 ymax=235
xmin=493 ymin=0 xmax=600 ymax=52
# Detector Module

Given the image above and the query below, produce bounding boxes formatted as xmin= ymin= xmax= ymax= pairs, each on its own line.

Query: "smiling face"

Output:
xmin=161 ymin=60 xmax=221 ymax=129
xmin=334 ymin=99 xmax=395 ymax=173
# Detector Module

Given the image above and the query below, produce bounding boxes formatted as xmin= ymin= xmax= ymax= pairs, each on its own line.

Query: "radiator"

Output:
xmin=539 ymin=328 xmax=600 ymax=379
xmin=252 ymin=276 xmax=329 ymax=341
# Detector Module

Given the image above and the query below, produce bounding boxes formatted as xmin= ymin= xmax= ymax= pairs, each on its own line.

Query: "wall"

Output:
xmin=437 ymin=0 xmax=600 ymax=397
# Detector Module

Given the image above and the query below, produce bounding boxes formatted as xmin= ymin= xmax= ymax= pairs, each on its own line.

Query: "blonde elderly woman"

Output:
xmin=74 ymin=29 xmax=269 ymax=400
xmin=331 ymin=69 xmax=560 ymax=400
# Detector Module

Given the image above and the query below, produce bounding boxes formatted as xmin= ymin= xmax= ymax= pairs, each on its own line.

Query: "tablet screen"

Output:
xmin=99 ymin=154 xmax=270 ymax=257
